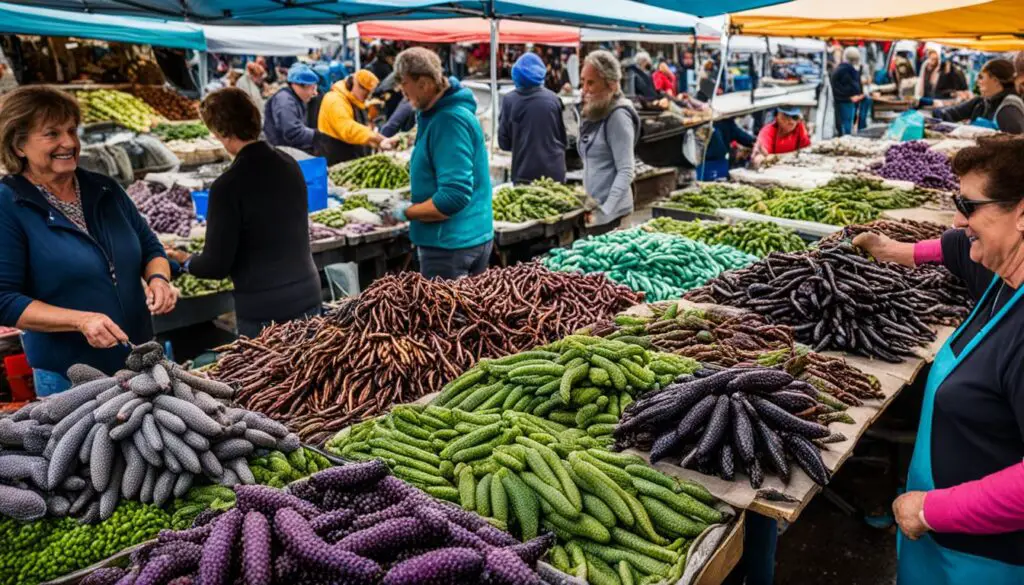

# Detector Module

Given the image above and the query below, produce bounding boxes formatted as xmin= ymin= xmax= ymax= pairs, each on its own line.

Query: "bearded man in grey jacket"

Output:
xmin=578 ymin=50 xmax=640 ymax=234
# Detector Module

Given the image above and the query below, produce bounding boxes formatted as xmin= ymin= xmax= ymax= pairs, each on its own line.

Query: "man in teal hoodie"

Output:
xmin=386 ymin=47 xmax=494 ymax=279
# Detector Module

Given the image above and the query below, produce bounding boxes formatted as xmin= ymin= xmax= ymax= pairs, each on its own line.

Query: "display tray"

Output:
xmin=651 ymin=205 xmax=721 ymax=222
xmin=619 ymin=300 xmax=952 ymax=523
xmin=714 ymin=208 xmax=838 ymax=241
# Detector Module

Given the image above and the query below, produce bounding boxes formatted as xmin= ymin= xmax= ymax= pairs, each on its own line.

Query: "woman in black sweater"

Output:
xmin=167 ymin=88 xmax=321 ymax=337
xmin=934 ymin=59 xmax=1024 ymax=135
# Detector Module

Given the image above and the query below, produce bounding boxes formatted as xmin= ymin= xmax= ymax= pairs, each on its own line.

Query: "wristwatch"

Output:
xmin=147 ymin=273 xmax=170 ymax=284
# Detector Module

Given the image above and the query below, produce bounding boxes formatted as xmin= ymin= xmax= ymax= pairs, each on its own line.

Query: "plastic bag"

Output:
xmin=884 ymin=110 xmax=925 ymax=141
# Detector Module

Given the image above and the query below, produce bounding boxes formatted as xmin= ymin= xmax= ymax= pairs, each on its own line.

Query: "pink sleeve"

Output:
xmin=913 ymin=239 xmax=943 ymax=265
xmin=923 ymin=460 xmax=1024 ymax=535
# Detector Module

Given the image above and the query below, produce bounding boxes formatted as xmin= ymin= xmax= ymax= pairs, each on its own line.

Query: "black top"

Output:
xmin=933 ymin=229 xmax=1024 ymax=564
xmin=934 ymin=91 xmax=1024 ymax=134
xmin=497 ymin=86 xmax=568 ymax=184
xmin=188 ymin=142 xmax=320 ymax=322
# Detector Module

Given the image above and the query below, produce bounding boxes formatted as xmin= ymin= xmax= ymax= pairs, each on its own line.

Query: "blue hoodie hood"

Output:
xmin=512 ymin=53 xmax=546 ymax=89
xmin=426 ymin=77 xmax=477 ymax=117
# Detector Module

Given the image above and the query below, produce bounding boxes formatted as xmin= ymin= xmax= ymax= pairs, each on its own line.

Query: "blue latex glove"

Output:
xmin=392 ymin=200 xmax=412 ymax=222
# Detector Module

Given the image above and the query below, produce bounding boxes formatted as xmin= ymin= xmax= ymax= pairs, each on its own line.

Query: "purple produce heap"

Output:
xmin=127 ymin=181 xmax=196 ymax=237
xmin=80 ymin=460 xmax=556 ymax=585
xmin=872 ymin=141 xmax=958 ymax=192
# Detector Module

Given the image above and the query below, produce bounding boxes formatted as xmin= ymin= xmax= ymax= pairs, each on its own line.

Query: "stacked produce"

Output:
xmin=214 ymin=265 xmax=643 ymax=444
xmin=493 ymin=178 xmax=582 ymax=223
xmin=430 ymin=336 xmax=700 ymax=436
xmin=341 ymin=193 xmax=380 ymax=213
xmin=589 ymin=305 xmax=881 ymax=409
xmin=173 ymin=273 xmax=233 ymax=298
xmin=309 ymin=207 xmax=347 ymax=229
xmin=151 ymin=121 xmax=209 ymax=141
xmin=309 ymin=220 xmax=346 ymax=242
xmin=77 ymin=89 xmax=160 ymax=133
xmin=327 ymin=411 xmax=728 ymax=584
xmin=661 ymin=184 xmax=766 ymax=214
xmin=0 ymin=448 xmax=331 ymax=585
xmin=127 ymin=181 xmax=195 ymax=237
xmin=818 ymin=218 xmax=948 ymax=246
xmin=809 ymin=136 xmax=895 ymax=157
xmin=132 ymin=86 xmax=199 ymax=121
xmin=544 ymin=229 xmax=757 ymax=302
xmin=643 ymin=217 xmax=807 ymax=257
xmin=614 ymin=367 xmax=835 ymax=488
xmin=746 ymin=177 xmax=933 ymax=226
xmin=685 ymin=243 xmax=970 ymax=361
xmin=873 ymin=141 xmax=958 ymax=192
xmin=0 ymin=343 xmax=300 ymax=523
xmin=87 ymin=462 xmax=556 ymax=585
xmin=329 ymin=154 xmax=410 ymax=189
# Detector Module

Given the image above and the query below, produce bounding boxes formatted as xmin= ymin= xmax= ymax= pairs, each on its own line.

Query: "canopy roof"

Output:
xmin=0 ymin=2 xmax=205 ymax=49
xmin=629 ymin=0 xmax=790 ymax=18
xmin=721 ymin=35 xmax=826 ymax=53
xmin=202 ymin=24 xmax=350 ymax=55
xmin=732 ymin=0 xmax=1024 ymax=40
xmin=1 ymin=0 xmax=704 ymax=32
xmin=358 ymin=18 xmax=579 ymax=45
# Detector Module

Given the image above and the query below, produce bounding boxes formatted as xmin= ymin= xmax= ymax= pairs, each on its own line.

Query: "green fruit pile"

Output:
xmin=643 ymin=218 xmax=807 ymax=257
xmin=493 ymin=178 xmax=582 ymax=223
xmin=173 ymin=273 xmax=233 ymax=298
xmin=662 ymin=184 xmax=766 ymax=214
xmin=152 ymin=121 xmax=209 ymax=141
xmin=0 ymin=501 xmax=170 ymax=585
xmin=329 ymin=154 xmax=410 ymax=190
xmin=77 ymin=89 xmax=160 ymax=133
xmin=341 ymin=193 xmax=379 ymax=213
xmin=249 ymin=447 xmax=334 ymax=489
xmin=310 ymin=208 xmax=347 ymax=228
xmin=747 ymin=177 xmax=934 ymax=226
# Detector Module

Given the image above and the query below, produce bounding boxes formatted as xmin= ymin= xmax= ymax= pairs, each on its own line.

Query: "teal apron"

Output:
xmin=898 ymin=276 xmax=1024 ymax=585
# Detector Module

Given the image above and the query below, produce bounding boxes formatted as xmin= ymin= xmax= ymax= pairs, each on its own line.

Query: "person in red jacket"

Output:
xmin=751 ymin=106 xmax=811 ymax=168
xmin=652 ymin=62 xmax=678 ymax=99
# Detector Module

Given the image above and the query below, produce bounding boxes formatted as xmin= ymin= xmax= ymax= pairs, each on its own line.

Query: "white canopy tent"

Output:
xmin=723 ymin=35 xmax=827 ymax=54
xmin=201 ymin=24 xmax=358 ymax=56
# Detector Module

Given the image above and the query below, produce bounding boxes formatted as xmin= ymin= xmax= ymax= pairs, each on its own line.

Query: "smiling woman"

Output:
xmin=0 ymin=86 xmax=176 ymax=394
xmin=854 ymin=137 xmax=1024 ymax=583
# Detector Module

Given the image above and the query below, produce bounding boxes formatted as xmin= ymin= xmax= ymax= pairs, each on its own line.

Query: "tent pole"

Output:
xmin=490 ymin=17 xmax=499 ymax=152
xmin=699 ymin=15 xmax=729 ymax=180
xmin=342 ymin=24 xmax=349 ymax=69
xmin=198 ymin=51 xmax=208 ymax=98
xmin=354 ymin=29 xmax=361 ymax=70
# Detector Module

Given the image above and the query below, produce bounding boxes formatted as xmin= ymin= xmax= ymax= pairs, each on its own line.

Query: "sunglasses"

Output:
xmin=953 ymin=194 xmax=1006 ymax=218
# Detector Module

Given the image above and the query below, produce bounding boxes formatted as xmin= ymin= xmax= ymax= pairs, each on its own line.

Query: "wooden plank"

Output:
xmin=692 ymin=513 xmax=745 ymax=585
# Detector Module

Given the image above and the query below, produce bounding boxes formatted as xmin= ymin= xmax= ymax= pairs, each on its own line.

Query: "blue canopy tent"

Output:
xmin=0 ymin=3 xmax=205 ymax=50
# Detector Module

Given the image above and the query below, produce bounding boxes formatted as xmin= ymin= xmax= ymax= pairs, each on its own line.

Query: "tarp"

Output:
xmin=2 ymin=0 xmax=701 ymax=32
xmin=358 ymin=18 xmax=579 ymax=45
xmin=732 ymin=0 xmax=1024 ymax=40
xmin=720 ymin=35 xmax=826 ymax=53
xmin=627 ymin=0 xmax=791 ymax=18
xmin=580 ymin=28 xmax=694 ymax=43
xmin=0 ymin=2 xmax=205 ymax=50
xmin=202 ymin=24 xmax=352 ymax=55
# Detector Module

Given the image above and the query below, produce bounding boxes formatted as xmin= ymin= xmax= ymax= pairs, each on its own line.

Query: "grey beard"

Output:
xmin=583 ymin=93 xmax=619 ymax=121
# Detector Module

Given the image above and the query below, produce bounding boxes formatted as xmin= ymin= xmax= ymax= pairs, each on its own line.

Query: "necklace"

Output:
xmin=991 ymin=282 xmax=1006 ymax=319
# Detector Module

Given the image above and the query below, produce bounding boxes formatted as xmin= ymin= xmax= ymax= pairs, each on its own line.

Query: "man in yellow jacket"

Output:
xmin=315 ymin=69 xmax=390 ymax=165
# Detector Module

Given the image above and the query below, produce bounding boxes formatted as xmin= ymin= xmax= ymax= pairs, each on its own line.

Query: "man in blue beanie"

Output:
xmin=263 ymin=63 xmax=319 ymax=154
xmin=499 ymin=52 xmax=567 ymax=184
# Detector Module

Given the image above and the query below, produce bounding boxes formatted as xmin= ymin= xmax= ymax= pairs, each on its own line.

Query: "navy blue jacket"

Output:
xmin=830 ymin=63 xmax=863 ymax=103
xmin=0 ymin=170 xmax=165 ymax=375
xmin=381 ymin=98 xmax=416 ymax=138
xmin=498 ymin=86 xmax=567 ymax=184
xmin=263 ymin=86 xmax=316 ymax=153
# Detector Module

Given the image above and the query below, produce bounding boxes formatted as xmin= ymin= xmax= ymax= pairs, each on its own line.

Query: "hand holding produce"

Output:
xmin=685 ymin=243 xmax=970 ymax=361
xmin=544 ymin=229 xmax=757 ymax=302
xmin=327 ymin=411 xmax=728 ymax=584
xmin=643 ymin=217 xmax=807 ymax=257
xmin=329 ymin=154 xmax=410 ymax=190
xmin=493 ymin=178 xmax=582 ymax=223
xmin=0 ymin=342 xmax=300 ymax=523
xmin=873 ymin=141 xmax=958 ymax=192
xmin=615 ymin=366 xmax=834 ymax=488
xmin=87 ymin=461 xmax=555 ymax=585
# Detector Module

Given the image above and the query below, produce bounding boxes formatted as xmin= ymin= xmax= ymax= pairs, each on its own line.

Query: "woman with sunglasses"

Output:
xmin=853 ymin=136 xmax=1024 ymax=585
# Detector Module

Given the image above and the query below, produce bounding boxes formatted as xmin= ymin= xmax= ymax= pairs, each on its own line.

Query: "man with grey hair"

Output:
xmin=578 ymin=50 xmax=640 ymax=233
xmin=831 ymin=45 xmax=867 ymax=136
xmin=624 ymin=50 xmax=657 ymax=101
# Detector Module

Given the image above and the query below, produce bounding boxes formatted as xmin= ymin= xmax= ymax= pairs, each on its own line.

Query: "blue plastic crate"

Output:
xmin=191 ymin=190 xmax=209 ymax=221
xmin=299 ymin=157 xmax=329 ymax=212
xmin=696 ymin=159 xmax=730 ymax=181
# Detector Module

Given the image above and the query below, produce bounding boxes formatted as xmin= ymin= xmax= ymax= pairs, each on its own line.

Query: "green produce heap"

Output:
xmin=77 ymin=463 xmax=556 ymax=585
xmin=642 ymin=217 xmax=807 ymax=257
xmin=0 ymin=447 xmax=332 ymax=585
xmin=76 ymin=89 xmax=160 ymax=133
xmin=151 ymin=121 xmax=210 ymax=141
xmin=329 ymin=154 xmax=410 ymax=190
xmin=327 ymin=405 xmax=729 ymax=585
xmin=427 ymin=335 xmax=700 ymax=432
xmin=340 ymin=193 xmax=380 ymax=213
xmin=747 ymin=177 xmax=934 ymax=226
xmin=309 ymin=207 xmax=347 ymax=229
xmin=171 ymin=237 xmax=233 ymax=297
xmin=614 ymin=366 xmax=836 ymax=488
xmin=544 ymin=229 xmax=757 ymax=302
xmin=661 ymin=184 xmax=766 ymax=214
xmin=493 ymin=178 xmax=582 ymax=223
